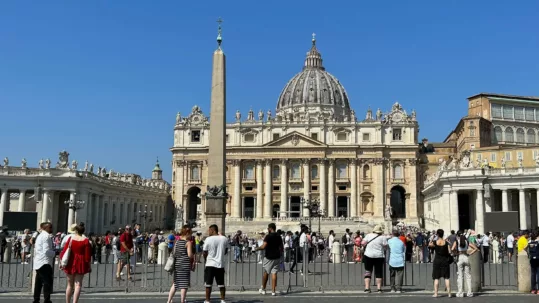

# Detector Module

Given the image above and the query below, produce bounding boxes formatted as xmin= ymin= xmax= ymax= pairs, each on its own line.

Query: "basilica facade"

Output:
xmin=171 ymin=37 xmax=421 ymax=229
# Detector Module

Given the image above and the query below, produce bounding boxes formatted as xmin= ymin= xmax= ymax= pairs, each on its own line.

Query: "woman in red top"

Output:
xmin=60 ymin=222 xmax=92 ymax=303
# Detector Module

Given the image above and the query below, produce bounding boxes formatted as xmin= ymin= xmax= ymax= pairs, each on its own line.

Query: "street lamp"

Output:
xmin=300 ymin=195 xmax=321 ymax=233
xmin=64 ymin=193 xmax=85 ymax=227
xmin=139 ymin=204 xmax=152 ymax=232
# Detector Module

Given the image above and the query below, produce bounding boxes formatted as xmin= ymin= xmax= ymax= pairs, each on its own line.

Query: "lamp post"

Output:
xmin=64 ymin=193 xmax=85 ymax=228
xmin=301 ymin=195 xmax=321 ymax=232
xmin=139 ymin=204 xmax=152 ymax=232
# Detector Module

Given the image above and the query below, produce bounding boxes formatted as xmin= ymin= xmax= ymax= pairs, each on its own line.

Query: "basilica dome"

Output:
xmin=276 ymin=35 xmax=351 ymax=120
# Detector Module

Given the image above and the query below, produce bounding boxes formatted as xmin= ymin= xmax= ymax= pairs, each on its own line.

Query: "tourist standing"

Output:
xmin=506 ymin=232 xmax=515 ymax=262
xmin=21 ymin=229 xmax=31 ymax=264
xmin=388 ymin=230 xmax=405 ymax=293
xmin=327 ymin=230 xmax=335 ymax=262
xmin=480 ymin=232 xmax=491 ymax=263
xmin=33 ymin=222 xmax=55 ymax=303
xmin=452 ymin=231 xmax=478 ymax=297
xmin=167 ymin=225 xmax=195 ymax=303
xmin=203 ymin=224 xmax=228 ymax=303
xmin=414 ymin=232 xmax=425 ymax=263
xmin=517 ymin=231 xmax=529 ymax=254
xmin=116 ymin=225 xmax=134 ymax=281
xmin=528 ymin=233 xmax=539 ymax=294
xmin=60 ymin=222 xmax=92 ymax=303
xmin=257 ymin=223 xmax=283 ymax=296
xmin=429 ymin=229 xmax=452 ymax=298
xmin=362 ymin=225 xmax=387 ymax=293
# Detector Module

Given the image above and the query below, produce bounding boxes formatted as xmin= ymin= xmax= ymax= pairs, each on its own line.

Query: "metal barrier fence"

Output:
xmin=0 ymin=244 xmax=517 ymax=293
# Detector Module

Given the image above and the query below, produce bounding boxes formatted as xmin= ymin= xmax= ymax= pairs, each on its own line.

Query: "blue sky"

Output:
xmin=1 ymin=1 xmax=538 ymax=182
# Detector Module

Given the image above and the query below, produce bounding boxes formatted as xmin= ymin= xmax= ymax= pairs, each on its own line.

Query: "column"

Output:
xmin=519 ymin=189 xmax=528 ymax=230
xmin=256 ymin=160 xmax=263 ymax=219
xmin=18 ymin=189 xmax=26 ymax=212
xmin=280 ymin=159 xmax=288 ymax=217
xmin=350 ymin=160 xmax=357 ymax=218
xmin=502 ymin=189 xmax=509 ymax=212
xmin=42 ymin=190 xmax=52 ymax=223
xmin=475 ymin=189 xmax=485 ymax=234
xmin=526 ymin=191 xmax=532 ymax=230
xmin=264 ymin=160 xmax=272 ymax=219
xmin=319 ymin=160 xmax=327 ymax=212
xmin=233 ymin=160 xmax=241 ymax=218
xmin=302 ymin=159 xmax=310 ymax=217
xmin=98 ymin=195 xmax=105 ymax=234
xmin=0 ymin=189 xmax=7 ymax=226
xmin=450 ymin=190 xmax=459 ymax=231
xmin=67 ymin=191 xmax=76 ymax=227
xmin=76 ymin=191 xmax=89 ymax=226
xmin=328 ymin=159 xmax=335 ymax=217
xmin=86 ymin=193 xmax=93 ymax=232
xmin=176 ymin=162 xmax=185 ymax=229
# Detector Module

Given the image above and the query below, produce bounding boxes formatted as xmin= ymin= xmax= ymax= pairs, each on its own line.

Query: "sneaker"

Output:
xmin=289 ymin=270 xmax=295 ymax=274
xmin=390 ymin=289 xmax=396 ymax=293
xmin=377 ymin=289 xmax=382 ymax=293
xmin=396 ymin=290 xmax=403 ymax=294
xmin=272 ymin=292 xmax=276 ymax=296
xmin=456 ymin=293 xmax=464 ymax=298
xmin=221 ymin=300 xmax=226 ymax=303
xmin=467 ymin=292 xmax=474 ymax=297
xmin=259 ymin=289 xmax=266 ymax=295
xmin=364 ymin=289 xmax=371 ymax=293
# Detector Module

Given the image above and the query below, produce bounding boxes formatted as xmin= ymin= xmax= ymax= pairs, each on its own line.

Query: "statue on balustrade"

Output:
xmin=89 ymin=163 xmax=94 ymax=173
xmin=45 ymin=158 xmax=51 ymax=169
xmin=84 ymin=161 xmax=89 ymax=171
xmin=56 ymin=150 xmax=70 ymax=169
xmin=3 ymin=157 xmax=8 ymax=168
xmin=176 ymin=112 xmax=182 ymax=124
xmin=418 ymin=138 xmax=435 ymax=154
xmin=71 ymin=160 xmax=78 ymax=170
xmin=21 ymin=158 xmax=27 ymax=169
xmin=376 ymin=108 xmax=382 ymax=120
xmin=385 ymin=203 xmax=393 ymax=220
xmin=38 ymin=159 xmax=44 ymax=169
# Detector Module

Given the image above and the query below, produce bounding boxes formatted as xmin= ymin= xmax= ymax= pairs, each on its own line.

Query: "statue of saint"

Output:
xmin=176 ymin=112 xmax=181 ymax=124
xmin=258 ymin=109 xmax=264 ymax=121
xmin=45 ymin=158 xmax=51 ymax=169
xmin=21 ymin=158 xmax=27 ymax=169
xmin=38 ymin=159 xmax=44 ymax=169
xmin=3 ymin=157 xmax=8 ymax=168
xmin=71 ymin=160 xmax=78 ymax=170
xmin=501 ymin=158 xmax=506 ymax=168
xmin=235 ymin=110 xmax=241 ymax=122
xmin=376 ymin=108 xmax=382 ymax=120
xmin=267 ymin=109 xmax=272 ymax=121
xmin=247 ymin=108 xmax=254 ymax=121
xmin=84 ymin=161 xmax=89 ymax=171
xmin=411 ymin=109 xmax=416 ymax=120
xmin=385 ymin=203 xmax=393 ymax=220
xmin=89 ymin=163 xmax=94 ymax=173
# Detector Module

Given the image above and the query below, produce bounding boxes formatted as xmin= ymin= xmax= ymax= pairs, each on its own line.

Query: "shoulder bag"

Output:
xmin=164 ymin=240 xmax=177 ymax=273
xmin=60 ymin=238 xmax=72 ymax=267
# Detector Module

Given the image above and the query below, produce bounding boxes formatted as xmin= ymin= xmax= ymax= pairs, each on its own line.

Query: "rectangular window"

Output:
xmin=362 ymin=133 xmax=370 ymax=141
xmin=338 ymin=185 xmax=347 ymax=191
xmin=476 ymin=153 xmax=482 ymax=161
xmin=311 ymin=133 xmax=318 ymax=140
xmin=490 ymin=153 xmax=496 ymax=162
xmin=392 ymin=129 xmax=402 ymax=141
xmin=245 ymin=186 xmax=253 ymax=191
xmin=503 ymin=105 xmax=513 ymax=119
xmin=273 ymin=133 xmax=280 ymax=140
xmin=517 ymin=151 xmax=523 ymax=160
xmin=491 ymin=103 xmax=502 ymax=118
xmin=311 ymin=186 xmax=318 ymax=191
xmin=526 ymin=107 xmax=535 ymax=121
xmin=514 ymin=106 xmax=525 ymax=120
xmin=273 ymin=186 xmax=280 ymax=191
xmin=191 ymin=130 xmax=201 ymax=142
xmin=226 ymin=134 xmax=229 ymax=143
xmin=337 ymin=132 xmax=348 ymax=141
xmin=504 ymin=151 xmax=512 ymax=161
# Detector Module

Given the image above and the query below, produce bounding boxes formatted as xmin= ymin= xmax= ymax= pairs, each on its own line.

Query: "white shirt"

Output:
xmin=33 ymin=230 xmax=55 ymax=270
xmin=203 ymin=235 xmax=229 ymax=268
xmin=481 ymin=235 xmax=490 ymax=247
xmin=363 ymin=233 xmax=388 ymax=259
xmin=506 ymin=235 xmax=515 ymax=248
xmin=328 ymin=234 xmax=334 ymax=248
xmin=299 ymin=233 xmax=307 ymax=248
xmin=284 ymin=235 xmax=290 ymax=248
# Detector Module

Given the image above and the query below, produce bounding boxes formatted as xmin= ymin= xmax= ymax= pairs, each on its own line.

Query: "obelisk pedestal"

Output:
xmin=204 ymin=20 xmax=227 ymax=235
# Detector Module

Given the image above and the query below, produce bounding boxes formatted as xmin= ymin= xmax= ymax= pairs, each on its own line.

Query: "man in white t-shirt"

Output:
xmin=328 ymin=230 xmax=335 ymax=262
xmin=506 ymin=233 xmax=515 ymax=263
xmin=203 ymin=224 xmax=229 ymax=303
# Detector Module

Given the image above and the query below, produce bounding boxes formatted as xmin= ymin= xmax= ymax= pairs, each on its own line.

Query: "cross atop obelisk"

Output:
xmin=204 ymin=18 xmax=227 ymax=235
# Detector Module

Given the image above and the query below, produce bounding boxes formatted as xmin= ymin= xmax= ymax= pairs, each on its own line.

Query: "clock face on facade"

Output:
xmin=392 ymin=112 xmax=402 ymax=122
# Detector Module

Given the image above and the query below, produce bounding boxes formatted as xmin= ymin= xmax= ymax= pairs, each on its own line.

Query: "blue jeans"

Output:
xmin=234 ymin=246 xmax=242 ymax=262
xmin=531 ymin=261 xmax=539 ymax=290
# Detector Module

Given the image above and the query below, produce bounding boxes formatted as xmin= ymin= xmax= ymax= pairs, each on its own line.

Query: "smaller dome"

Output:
xmin=153 ymin=159 xmax=162 ymax=172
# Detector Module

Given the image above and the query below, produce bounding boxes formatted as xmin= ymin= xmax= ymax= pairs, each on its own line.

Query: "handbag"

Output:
xmin=164 ymin=240 xmax=177 ymax=273
xmin=61 ymin=238 xmax=72 ymax=267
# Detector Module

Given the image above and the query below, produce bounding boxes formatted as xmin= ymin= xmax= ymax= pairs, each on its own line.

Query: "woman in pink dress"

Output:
xmin=60 ymin=222 xmax=92 ymax=303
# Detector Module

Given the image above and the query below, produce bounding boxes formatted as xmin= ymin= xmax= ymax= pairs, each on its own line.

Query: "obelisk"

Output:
xmin=205 ymin=18 xmax=227 ymax=235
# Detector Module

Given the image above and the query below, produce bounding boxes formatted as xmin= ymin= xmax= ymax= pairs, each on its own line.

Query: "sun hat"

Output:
xmin=68 ymin=224 xmax=77 ymax=234
xmin=372 ymin=224 xmax=384 ymax=234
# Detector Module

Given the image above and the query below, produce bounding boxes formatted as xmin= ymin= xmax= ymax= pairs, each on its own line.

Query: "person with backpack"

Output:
xmin=451 ymin=231 xmax=478 ymax=297
xmin=528 ymin=233 xmax=539 ymax=294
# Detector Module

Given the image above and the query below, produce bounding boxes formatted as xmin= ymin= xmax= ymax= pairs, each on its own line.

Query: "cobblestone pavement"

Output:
xmin=0 ymin=253 xmax=517 ymax=293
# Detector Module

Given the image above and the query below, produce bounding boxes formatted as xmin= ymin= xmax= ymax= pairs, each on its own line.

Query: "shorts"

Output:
xmin=263 ymin=258 xmax=280 ymax=274
xmin=363 ymin=255 xmax=384 ymax=279
xmin=508 ymin=247 xmax=514 ymax=254
xmin=204 ymin=266 xmax=225 ymax=288
xmin=119 ymin=251 xmax=130 ymax=263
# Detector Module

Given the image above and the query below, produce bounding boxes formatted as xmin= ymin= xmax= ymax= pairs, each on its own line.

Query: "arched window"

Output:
xmin=516 ymin=128 xmax=525 ymax=143
xmin=190 ymin=166 xmax=200 ymax=180
xmin=244 ymin=163 xmax=254 ymax=179
xmin=362 ymin=165 xmax=370 ymax=179
xmin=494 ymin=126 xmax=503 ymax=143
xmin=291 ymin=162 xmax=301 ymax=179
xmin=336 ymin=162 xmax=347 ymax=179
xmin=505 ymin=127 xmax=514 ymax=142
xmin=528 ymin=129 xmax=536 ymax=144
xmin=272 ymin=165 xmax=280 ymax=179
xmin=311 ymin=165 xmax=319 ymax=179
xmin=393 ymin=164 xmax=403 ymax=179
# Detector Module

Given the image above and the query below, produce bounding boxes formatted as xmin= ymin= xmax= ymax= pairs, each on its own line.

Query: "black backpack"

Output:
xmin=530 ymin=241 xmax=539 ymax=260
xmin=115 ymin=238 xmax=121 ymax=250
xmin=341 ymin=234 xmax=348 ymax=245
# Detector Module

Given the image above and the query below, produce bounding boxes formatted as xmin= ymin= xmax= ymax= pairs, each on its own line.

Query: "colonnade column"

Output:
xmin=519 ymin=189 xmax=528 ymax=230
xmin=350 ymin=159 xmax=357 ymax=218
xmin=319 ymin=160 xmax=327 ymax=212
xmin=502 ymin=189 xmax=509 ymax=212
xmin=256 ymin=160 xmax=264 ymax=219
xmin=264 ymin=160 xmax=272 ymax=219
xmin=450 ymin=190 xmax=459 ymax=231
xmin=18 ymin=189 xmax=26 ymax=212
xmin=280 ymin=159 xmax=288 ymax=217
xmin=475 ymin=189 xmax=485 ymax=234
xmin=75 ymin=191 xmax=89 ymax=226
xmin=0 ymin=189 xmax=7 ymax=226
xmin=302 ymin=159 xmax=310 ymax=217
xmin=233 ymin=160 xmax=241 ymax=218
xmin=86 ymin=193 xmax=93 ymax=232
xmin=98 ymin=195 xmax=105 ymax=234
xmin=42 ymin=190 xmax=52 ymax=223
xmin=67 ymin=191 xmax=76 ymax=227
xmin=328 ymin=159 xmax=335 ymax=217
